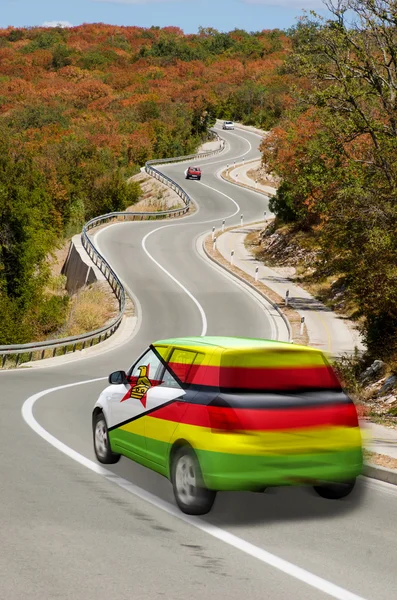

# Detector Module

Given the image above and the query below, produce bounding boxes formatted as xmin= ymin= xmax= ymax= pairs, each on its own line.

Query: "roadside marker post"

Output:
xmin=300 ymin=316 xmax=305 ymax=336
xmin=231 ymin=250 xmax=234 ymax=266
xmin=240 ymin=214 xmax=244 ymax=226
xmin=212 ymin=226 xmax=215 ymax=240
xmin=285 ymin=289 xmax=289 ymax=306
xmin=264 ymin=211 xmax=267 ymax=222
xmin=255 ymin=266 xmax=259 ymax=282
xmin=213 ymin=236 xmax=217 ymax=251
xmin=222 ymin=219 xmax=225 ymax=232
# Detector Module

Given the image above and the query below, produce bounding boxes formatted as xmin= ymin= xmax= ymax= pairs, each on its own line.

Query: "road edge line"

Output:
xmin=22 ymin=379 xmax=369 ymax=600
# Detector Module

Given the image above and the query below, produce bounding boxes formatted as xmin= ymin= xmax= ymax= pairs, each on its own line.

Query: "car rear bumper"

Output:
xmin=197 ymin=447 xmax=363 ymax=491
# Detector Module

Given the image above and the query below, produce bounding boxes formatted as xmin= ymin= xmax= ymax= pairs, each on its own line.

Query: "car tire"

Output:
xmin=198 ymin=177 xmax=201 ymax=181
xmin=313 ymin=478 xmax=356 ymax=500
xmin=93 ymin=412 xmax=121 ymax=464
xmin=171 ymin=446 xmax=216 ymax=515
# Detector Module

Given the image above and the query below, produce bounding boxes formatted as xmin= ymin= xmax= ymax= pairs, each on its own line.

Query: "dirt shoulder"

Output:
xmin=364 ymin=449 xmax=397 ymax=470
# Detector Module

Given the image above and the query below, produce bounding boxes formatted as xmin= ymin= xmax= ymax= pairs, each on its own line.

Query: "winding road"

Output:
xmin=1 ymin=124 xmax=396 ymax=600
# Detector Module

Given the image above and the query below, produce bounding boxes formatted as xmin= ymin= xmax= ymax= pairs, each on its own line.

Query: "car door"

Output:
xmin=108 ymin=346 xmax=164 ymax=458
xmin=144 ymin=347 xmax=204 ymax=466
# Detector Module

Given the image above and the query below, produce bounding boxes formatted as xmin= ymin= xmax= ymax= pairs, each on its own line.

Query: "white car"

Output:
xmin=222 ymin=121 xmax=234 ymax=130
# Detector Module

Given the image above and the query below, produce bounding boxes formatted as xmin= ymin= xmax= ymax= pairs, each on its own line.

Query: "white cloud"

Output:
xmin=242 ymin=0 xmax=326 ymax=8
xmin=42 ymin=21 xmax=73 ymax=28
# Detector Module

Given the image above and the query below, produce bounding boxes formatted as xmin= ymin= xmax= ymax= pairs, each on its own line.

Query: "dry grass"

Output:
xmin=246 ymin=166 xmax=280 ymax=188
xmin=203 ymin=231 xmax=309 ymax=346
xmin=60 ymin=281 xmax=119 ymax=338
xmin=128 ymin=170 xmax=193 ymax=213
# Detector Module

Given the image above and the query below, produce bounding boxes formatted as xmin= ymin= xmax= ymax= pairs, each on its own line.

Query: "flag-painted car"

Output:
xmin=92 ymin=337 xmax=363 ymax=515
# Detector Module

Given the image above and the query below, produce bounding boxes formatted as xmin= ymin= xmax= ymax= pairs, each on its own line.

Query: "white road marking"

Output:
xmin=94 ymin=183 xmax=242 ymax=339
xmin=141 ymin=226 xmax=208 ymax=336
xmin=195 ymin=232 xmax=281 ymax=342
xmin=22 ymin=378 xmax=368 ymax=600
xmin=198 ymin=181 xmax=241 ymax=214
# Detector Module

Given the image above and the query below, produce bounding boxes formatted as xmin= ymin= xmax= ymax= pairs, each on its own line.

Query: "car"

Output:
xmin=92 ymin=336 xmax=363 ymax=515
xmin=222 ymin=121 xmax=234 ymax=130
xmin=186 ymin=166 xmax=201 ymax=180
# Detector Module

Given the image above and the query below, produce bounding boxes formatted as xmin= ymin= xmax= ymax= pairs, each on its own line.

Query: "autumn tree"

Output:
xmin=265 ymin=0 xmax=397 ymax=359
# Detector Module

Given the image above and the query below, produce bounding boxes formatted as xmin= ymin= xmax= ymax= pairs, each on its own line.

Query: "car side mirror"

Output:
xmin=109 ymin=370 xmax=128 ymax=385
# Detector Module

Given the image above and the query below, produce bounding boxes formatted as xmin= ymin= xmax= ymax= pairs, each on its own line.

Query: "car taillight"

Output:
xmin=208 ymin=407 xmax=243 ymax=433
xmin=332 ymin=403 xmax=359 ymax=428
xmin=343 ymin=403 xmax=360 ymax=427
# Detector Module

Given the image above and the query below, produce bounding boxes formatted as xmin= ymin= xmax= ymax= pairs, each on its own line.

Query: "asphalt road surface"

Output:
xmin=1 ymin=124 xmax=396 ymax=600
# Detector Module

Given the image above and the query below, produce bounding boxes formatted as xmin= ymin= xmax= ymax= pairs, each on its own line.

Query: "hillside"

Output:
xmin=0 ymin=24 xmax=292 ymax=345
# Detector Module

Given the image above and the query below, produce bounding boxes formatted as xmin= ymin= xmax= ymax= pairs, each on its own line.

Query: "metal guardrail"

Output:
xmin=0 ymin=128 xmax=226 ymax=369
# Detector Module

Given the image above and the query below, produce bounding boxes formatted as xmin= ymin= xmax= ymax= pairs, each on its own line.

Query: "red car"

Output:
xmin=186 ymin=166 xmax=201 ymax=180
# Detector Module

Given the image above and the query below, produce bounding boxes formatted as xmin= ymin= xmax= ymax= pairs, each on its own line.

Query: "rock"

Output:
xmin=384 ymin=395 xmax=397 ymax=406
xmin=379 ymin=375 xmax=397 ymax=395
xmin=360 ymin=360 xmax=386 ymax=381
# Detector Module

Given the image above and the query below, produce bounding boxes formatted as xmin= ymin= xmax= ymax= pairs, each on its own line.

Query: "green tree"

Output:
xmin=267 ymin=0 xmax=397 ymax=359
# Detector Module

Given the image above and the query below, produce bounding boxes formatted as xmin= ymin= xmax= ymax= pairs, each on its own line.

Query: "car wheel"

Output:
xmin=93 ymin=412 xmax=121 ymax=464
xmin=313 ymin=478 xmax=356 ymax=499
xmin=171 ymin=446 xmax=216 ymax=515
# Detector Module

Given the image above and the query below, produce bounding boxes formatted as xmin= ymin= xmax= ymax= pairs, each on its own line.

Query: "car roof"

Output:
xmin=153 ymin=336 xmax=322 ymax=354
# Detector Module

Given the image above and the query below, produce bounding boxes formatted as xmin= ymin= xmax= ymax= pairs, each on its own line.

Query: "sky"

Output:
xmin=2 ymin=0 xmax=332 ymax=34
